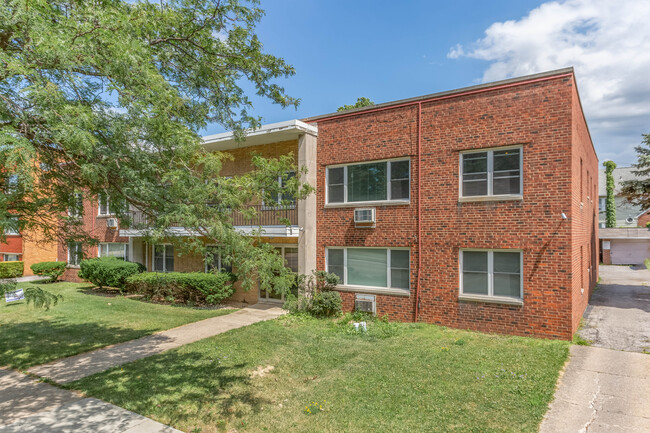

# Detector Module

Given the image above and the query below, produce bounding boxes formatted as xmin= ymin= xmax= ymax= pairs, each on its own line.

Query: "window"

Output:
xmin=69 ymin=192 xmax=83 ymax=217
xmin=326 ymin=247 xmax=410 ymax=291
xmin=326 ymin=159 xmax=410 ymax=204
xmin=598 ymin=198 xmax=606 ymax=212
xmin=265 ymin=172 xmax=296 ymax=208
xmin=3 ymin=217 xmax=19 ymax=236
xmin=5 ymin=174 xmax=19 ymax=193
xmin=153 ymin=244 xmax=174 ymax=272
xmin=460 ymin=250 xmax=522 ymax=301
xmin=260 ymin=246 xmax=299 ymax=301
xmin=98 ymin=243 xmax=128 ymax=260
xmin=205 ymin=245 xmax=233 ymax=273
xmin=98 ymin=192 xmax=112 ymax=216
xmin=460 ymin=148 xmax=522 ymax=198
xmin=68 ymin=242 xmax=83 ymax=266
xmin=3 ymin=253 xmax=20 ymax=262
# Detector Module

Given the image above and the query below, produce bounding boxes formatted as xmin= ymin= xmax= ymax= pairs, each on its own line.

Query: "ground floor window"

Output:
xmin=68 ymin=242 xmax=83 ymax=266
xmin=153 ymin=244 xmax=174 ymax=272
xmin=460 ymin=249 xmax=522 ymax=300
xmin=2 ymin=253 xmax=20 ymax=261
xmin=260 ymin=245 xmax=299 ymax=301
xmin=326 ymin=247 xmax=410 ymax=291
xmin=98 ymin=243 xmax=128 ymax=261
xmin=205 ymin=245 xmax=233 ymax=273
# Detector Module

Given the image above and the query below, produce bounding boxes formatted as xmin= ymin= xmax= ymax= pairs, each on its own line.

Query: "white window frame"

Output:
xmin=3 ymin=253 xmax=20 ymax=262
xmin=262 ymin=171 xmax=296 ymax=210
xmin=325 ymin=158 xmax=411 ymax=206
xmin=204 ymin=245 xmax=232 ymax=273
xmin=598 ymin=197 xmax=606 ymax=212
xmin=459 ymin=146 xmax=523 ymax=201
xmin=4 ymin=216 xmax=19 ymax=236
xmin=67 ymin=242 xmax=83 ymax=267
xmin=68 ymin=192 xmax=83 ymax=218
xmin=459 ymin=249 xmax=523 ymax=305
xmin=325 ymin=247 xmax=410 ymax=294
xmin=98 ymin=242 xmax=128 ymax=260
xmin=98 ymin=193 xmax=113 ymax=216
xmin=152 ymin=244 xmax=174 ymax=273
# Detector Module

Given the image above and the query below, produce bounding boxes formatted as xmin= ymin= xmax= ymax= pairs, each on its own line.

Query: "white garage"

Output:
xmin=601 ymin=228 xmax=650 ymax=265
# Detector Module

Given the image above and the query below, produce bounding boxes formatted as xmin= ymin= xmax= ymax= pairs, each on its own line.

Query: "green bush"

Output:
xmin=284 ymin=271 xmax=342 ymax=317
xmin=125 ymin=271 xmax=236 ymax=305
xmin=645 ymin=258 xmax=650 ymax=270
xmin=309 ymin=291 xmax=342 ymax=317
xmin=79 ymin=257 xmax=145 ymax=289
xmin=0 ymin=261 xmax=24 ymax=278
xmin=30 ymin=261 xmax=66 ymax=282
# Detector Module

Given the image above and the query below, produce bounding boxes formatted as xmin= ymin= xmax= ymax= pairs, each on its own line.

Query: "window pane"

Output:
xmin=327 ymin=249 xmax=344 ymax=281
xmin=328 ymin=184 xmax=344 ymax=203
xmin=390 ymin=161 xmax=410 ymax=180
xmin=284 ymin=247 xmax=299 ymax=273
xmin=494 ymin=274 xmax=521 ymax=298
xmin=493 ymin=149 xmax=520 ymax=171
xmin=206 ymin=246 xmax=220 ymax=272
xmin=281 ymin=172 xmax=296 ymax=205
xmin=165 ymin=245 xmax=174 ymax=272
xmin=328 ymin=167 xmax=344 ymax=185
xmin=390 ymin=179 xmax=410 ymax=200
xmin=154 ymin=245 xmax=165 ymax=271
xmin=493 ymin=175 xmax=520 ymax=195
xmin=348 ymin=163 xmax=387 ymax=202
xmin=347 ymin=249 xmax=387 ymax=287
xmin=391 ymin=269 xmax=410 ymax=289
xmin=493 ymin=252 xmax=521 ymax=273
xmin=462 ymin=176 xmax=488 ymax=196
xmin=391 ymin=250 xmax=409 ymax=268
xmin=463 ymin=251 xmax=488 ymax=272
xmin=463 ymin=272 xmax=489 ymax=295
xmin=462 ymin=153 xmax=487 ymax=174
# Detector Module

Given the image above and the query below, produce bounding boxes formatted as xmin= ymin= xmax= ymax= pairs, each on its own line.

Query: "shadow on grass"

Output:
xmin=0 ymin=320 xmax=157 ymax=369
xmin=72 ymin=350 xmax=269 ymax=429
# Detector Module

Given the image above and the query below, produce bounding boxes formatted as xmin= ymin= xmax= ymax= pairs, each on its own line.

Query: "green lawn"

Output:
xmin=70 ymin=315 xmax=569 ymax=433
xmin=0 ymin=281 xmax=235 ymax=369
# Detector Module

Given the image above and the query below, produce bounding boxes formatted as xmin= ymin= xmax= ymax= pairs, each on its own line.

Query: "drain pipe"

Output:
xmin=415 ymin=102 xmax=422 ymax=322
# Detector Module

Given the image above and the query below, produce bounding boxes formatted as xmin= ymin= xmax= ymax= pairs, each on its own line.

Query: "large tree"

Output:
xmin=0 ymin=0 xmax=310 ymax=294
xmin=620 ymin=134 xmax=650 ymax=217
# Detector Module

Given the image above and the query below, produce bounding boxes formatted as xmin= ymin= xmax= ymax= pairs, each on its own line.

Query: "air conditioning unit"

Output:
xmin=355 ymin=294 xmax=376 ymax=314
xmin=354 ymin=208 xmax=376 ymax=228
xmin=106 ymin=218 xmax=118 ymax=229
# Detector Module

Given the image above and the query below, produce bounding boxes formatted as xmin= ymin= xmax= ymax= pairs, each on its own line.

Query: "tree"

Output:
xmin=603 ymin=160 xmax=617 ymax=228
xmin=0 ymin=0 xmax=310 ymax=295
xmin=337 ymin=97 xmax=375 ymax=112
xmin=621 ymin=134 xmax=650 ymax=217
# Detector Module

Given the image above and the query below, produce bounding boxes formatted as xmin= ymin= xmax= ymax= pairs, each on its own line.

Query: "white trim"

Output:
xmin=326 ymin=158 xmax=411 ymax=205
xmin=97 ymin=242 xmax=129 ymax=261
xmin=459 ymin=146 xmax=523 ymax=200
xmin=459 ymin=249 xmax=523 ymax=303
xmin=204 ymin=244 xmax=232 ymax=273
xmin=202 ymin=119 xmax=318 ymax=144
xmin=326 ymin=246 xmax=410 ymax=292
xmin=97 ymin=193 xmax=114 ymax=217
xmin=68 ymin=192 xmax=83 ymax=218
xmin=67 ymin=242 xmax=83 ymax=266
xmin=2 ymin=253 xmax=21 ymax=262
xmin=152 ymin=244 xmax=174 ymax=272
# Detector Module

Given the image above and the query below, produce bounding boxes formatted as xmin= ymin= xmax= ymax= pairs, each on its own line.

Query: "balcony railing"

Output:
xmin=127 ymin=204 xmax=298 ymax=230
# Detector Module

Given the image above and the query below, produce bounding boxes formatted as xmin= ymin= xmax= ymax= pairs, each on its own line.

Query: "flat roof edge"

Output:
xmin=202 ymin=119 xmax=317 ymax=144
xmin=303 ymin=67 xmax=575 ymax=122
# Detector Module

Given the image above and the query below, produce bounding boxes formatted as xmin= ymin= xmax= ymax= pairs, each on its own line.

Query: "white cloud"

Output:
xmin=449 ymin=0 xmax=650 ymax=165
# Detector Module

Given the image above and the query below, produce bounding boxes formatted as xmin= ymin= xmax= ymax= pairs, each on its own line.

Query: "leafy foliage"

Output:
xmin=0 ymin=261 xmax=23 ymax=278
xmin=337 ymin=97 xmax=375 ymax=112
xmin=79 ymin=257 xmax=145 ymax=289
xmin=284 ymin=271 xmax=342 ymax=317
xmin=621 ymin=134 xmax=650 ymax=212
xmin=125 ymin=271 xmax=236 ymax=305
xmin=0 ymin=0 xmax=310 ymax=293
xmin=0 ymin=279 xmax=62 ymax=310
xmin=30 ymin=261 xmax=67 ymax=283
xmin=603 ymin=160 xmax=617 ymax=227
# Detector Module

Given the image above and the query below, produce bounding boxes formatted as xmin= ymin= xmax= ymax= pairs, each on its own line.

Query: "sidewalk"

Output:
xmin=539 ymin=345 xmax=650 ymax=433
xmin=28 ymin=303 xmax=285 ymax=384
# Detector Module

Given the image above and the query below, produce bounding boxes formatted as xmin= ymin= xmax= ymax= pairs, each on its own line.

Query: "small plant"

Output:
xmin=284 ymin=271 xmax=342 ymax=318
xmin=645 ymin=258 xmax=650 ymax=270
xmin=30 ymin=261 xmax=66 ymax=282
xmin=646 ymin=222 xmax=650 ymax=229
xmin=303 ymin=400 xmax=327 ymax=415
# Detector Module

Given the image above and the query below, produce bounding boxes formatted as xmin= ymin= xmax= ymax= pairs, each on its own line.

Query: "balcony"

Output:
xmin=121 ymin=204 xmax=299 ymax=237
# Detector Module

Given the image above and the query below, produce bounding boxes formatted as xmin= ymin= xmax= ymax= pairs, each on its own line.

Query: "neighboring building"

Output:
xmin=53 ymin=67 xmax=597 ymax=340
xmin=597 ymin=166 xmax=645 ymax=227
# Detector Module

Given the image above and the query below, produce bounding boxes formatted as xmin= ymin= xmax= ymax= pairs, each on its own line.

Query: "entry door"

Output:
xmin=259 ymin=246 xmax=299 ymax=302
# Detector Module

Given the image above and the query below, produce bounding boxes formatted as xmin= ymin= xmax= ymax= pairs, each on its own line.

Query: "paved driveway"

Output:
xmin=578 ymin=265 xmax=650 ymax=352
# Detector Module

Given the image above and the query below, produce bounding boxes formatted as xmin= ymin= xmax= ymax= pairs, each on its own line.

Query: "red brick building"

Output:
xmin=306 ymin=67 xmax=598 ymax=340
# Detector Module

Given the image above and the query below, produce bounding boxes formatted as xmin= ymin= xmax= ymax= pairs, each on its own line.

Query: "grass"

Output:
xmin=70 ymin=314 xmax=569 ymax=433
xmin=0 ymin=281 xmax=235 ymax=369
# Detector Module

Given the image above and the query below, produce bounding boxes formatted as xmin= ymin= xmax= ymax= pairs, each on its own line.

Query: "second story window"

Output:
xmin=3 ymin=216 xmax=19 ymax=236
xmin=461 ymin=148 xmax=522 ymax=198
xmin=69 ymin=192 xmax=83 ymax=218
xmin=326 ymin=159 xmax=410 ymax=205
xmin=98 ymin=193 xmax=112 ymax=216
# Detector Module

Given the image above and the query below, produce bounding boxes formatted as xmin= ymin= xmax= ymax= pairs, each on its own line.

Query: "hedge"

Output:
xmin=0 ymin=261 xmax=24 ymax=279
xmin=30 ymin=261 xmax=66 ymax=282
xmin=79 ymin=257 xmax=145 ymax=289
xmin=125 ymin=271 xmax=236 ymax=305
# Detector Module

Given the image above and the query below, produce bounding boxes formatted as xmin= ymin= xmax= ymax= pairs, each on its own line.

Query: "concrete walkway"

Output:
xmin=0 ymin=369 xmax=182 ymax=432
xmin=28 ymin=303 xmax=285 ymax=384
xmin=539 ymin=345 xmax=650 ymax=433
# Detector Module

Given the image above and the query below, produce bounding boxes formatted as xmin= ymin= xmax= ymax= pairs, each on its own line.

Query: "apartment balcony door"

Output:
xmin=259 ymin=246 xmax=298 ymax=302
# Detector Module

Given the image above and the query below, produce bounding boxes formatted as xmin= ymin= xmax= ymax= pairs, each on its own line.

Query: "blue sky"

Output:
xmin=203 ymin=0 xmax=650 ymax=166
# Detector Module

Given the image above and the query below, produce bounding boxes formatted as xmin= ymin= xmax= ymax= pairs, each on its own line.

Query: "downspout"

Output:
xmin=415 ymin=102 xmax=422 ymax=322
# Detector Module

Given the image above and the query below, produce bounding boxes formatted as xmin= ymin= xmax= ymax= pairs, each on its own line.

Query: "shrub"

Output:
xmin=646 ymin=222 xmax=650 ymax=229
xmin=125 ymin=271 xmax=236 ymax=305
xmin=284 ymin=271 xmax=342 ymax=317
xmin=645 ymin=258 xmax=650 ymax=270
xmin=0 ymin=261 xmax=24 ymax=279
xmin=79 ymin=257 xmax=145 ymax=289
xmin=30 ymin=261 xmax=66 ymax=282
xmin=309 ymin=291 xmax=342 ymax=317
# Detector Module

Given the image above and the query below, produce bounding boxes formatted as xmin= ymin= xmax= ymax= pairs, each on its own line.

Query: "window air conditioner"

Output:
xmin=355 ymin=294 xmax=376 ymax=314
xmin=106 ymin=218 xmax=118 ymax=229
xmin=354 ymin=208 xmax=376 ymax=228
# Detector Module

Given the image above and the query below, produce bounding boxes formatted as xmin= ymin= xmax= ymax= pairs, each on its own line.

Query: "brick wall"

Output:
xmin=313 ymin=72 xmax=596 ymax=340
xmin=637 ymin=211 xmax=650 ymax=228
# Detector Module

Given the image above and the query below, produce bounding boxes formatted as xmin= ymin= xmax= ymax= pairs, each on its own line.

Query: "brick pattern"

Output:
xmin=637 ymin=210 xmax=650 ymax=228
xmin=313 ymin=74 xmax=597 ymax=340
